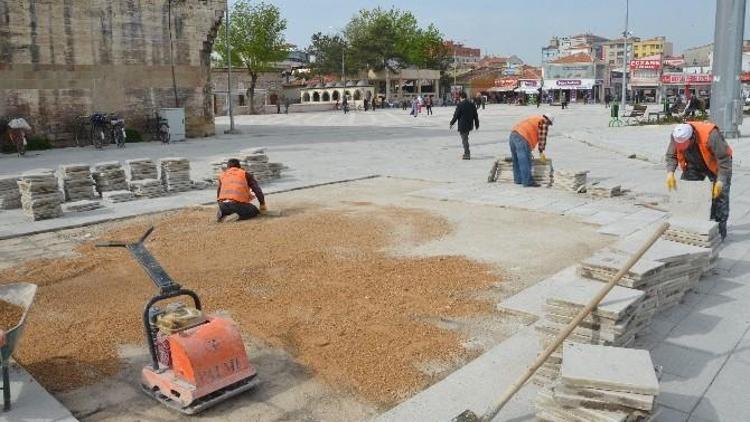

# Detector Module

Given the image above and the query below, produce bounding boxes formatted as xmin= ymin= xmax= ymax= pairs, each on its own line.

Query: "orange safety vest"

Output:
xmin=218 ymin=167 xmax=254 ymax=203
xmin=676 ymin=122 xmax=733 ymax=176
xmin=512 ymin=116 xmax=546 ymax=149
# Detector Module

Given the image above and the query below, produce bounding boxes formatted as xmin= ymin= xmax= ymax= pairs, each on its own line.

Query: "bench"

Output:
xmin=624 ymin=104 xmax=648 ymax=125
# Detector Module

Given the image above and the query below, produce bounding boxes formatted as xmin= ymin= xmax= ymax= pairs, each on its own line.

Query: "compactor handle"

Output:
xmin=95 ymin=241 xmax=127 ymax=248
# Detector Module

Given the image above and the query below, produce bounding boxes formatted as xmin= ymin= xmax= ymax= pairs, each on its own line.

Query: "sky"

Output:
xmin=230 ymin=0 xmax=750 ymax=65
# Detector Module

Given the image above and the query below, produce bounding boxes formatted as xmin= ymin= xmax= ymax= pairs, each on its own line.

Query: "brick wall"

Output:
xmin=211 ymin=68 xmax=287 ymax=115
xmin=0 ymin=0 xmax=226 ymax=146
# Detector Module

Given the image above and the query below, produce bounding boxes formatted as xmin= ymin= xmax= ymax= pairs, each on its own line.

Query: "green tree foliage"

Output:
xmin=309 ymin=7 xmax=449 ymax=77
xmin=214 ymin=1 xmax=288 ymax=113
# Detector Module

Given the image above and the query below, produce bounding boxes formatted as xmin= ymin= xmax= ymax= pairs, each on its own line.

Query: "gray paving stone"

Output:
xmin=691 ymin=348 xmax=750 ymax=422
xmin=561 ymin=343 xmax=659 ymax=395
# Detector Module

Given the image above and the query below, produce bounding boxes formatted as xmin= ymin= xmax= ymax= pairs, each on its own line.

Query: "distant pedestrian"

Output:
xmin=474 ymin=94 xmax=482 ymax=110
xmin=561 ymin=92 xmax=569 ymax=109
xmin=536 ymin=88 xmax=543 ymax=108
xmin=284 ymin=97 xmax=290 ymax=114
xmin=276 ymin=100 xmax=281 ymax=114
xmin=449 ymin=91 xmax=480 ymax=160
xmin=425 ymin=96 xmax=433 ymax=115
xmin=410 ymin=97 xmax=419 ymax=117
xmin=481 ymin=95 xmax=487 ymax=110
xmin=604 ymin=93 xmax=612 ymax=108
xmin=342 ymin=96 xmax=349 ymax=114
xmin=364 ymin=97 xmax=369 ymax=111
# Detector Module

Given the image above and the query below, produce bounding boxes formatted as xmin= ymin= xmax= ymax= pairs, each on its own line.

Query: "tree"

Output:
xmin=307 ymin=32 xmax=349 ymax=79
xmin=214 ymin=1 xmax=288 ymax=114
xmin=341 ymin=7 xmax=449 ymax=98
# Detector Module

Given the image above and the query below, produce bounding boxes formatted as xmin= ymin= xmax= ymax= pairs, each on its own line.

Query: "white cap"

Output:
xmin=543 ymin=114 xmax=555 ymax=125
xmin=672 ymin=124 xmax=693 ymax=143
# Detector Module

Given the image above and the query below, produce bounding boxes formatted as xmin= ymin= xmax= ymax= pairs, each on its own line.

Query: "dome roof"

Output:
xmin=324 ymin=82 xmax=336 ymax=88
xmin=334 ymin=81 xmax=344 ymax=88
xmin=345 ymin=80 xmax=356 ymax=87
xmin=356 ymin=79 xmax=370 ymax=87
xmin=314 ymin=83 xmax=324 ymax=89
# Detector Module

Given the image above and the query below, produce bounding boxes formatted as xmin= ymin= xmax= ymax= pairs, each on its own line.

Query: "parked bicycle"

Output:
xmin=89 ymin=113 xmax=108 ymax=149
xmin=5 ymin=118 xmax=31 ymax=156
xmin=146 ymin=112 xmax=170 ymax=144
xmin=109 ymin=114 xmax=127 ymax=148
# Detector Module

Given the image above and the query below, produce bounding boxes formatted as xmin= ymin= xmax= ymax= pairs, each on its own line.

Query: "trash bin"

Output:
xmin=611 ymin=103 xmax=619 ymax=118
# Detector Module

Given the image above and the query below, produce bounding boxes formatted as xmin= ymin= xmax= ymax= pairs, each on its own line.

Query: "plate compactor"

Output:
xmin=97 ymin=227 xmax=258 ymax=414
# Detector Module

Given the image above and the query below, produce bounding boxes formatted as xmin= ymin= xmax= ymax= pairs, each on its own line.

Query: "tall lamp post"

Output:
xmin=224 ymin=0 xmax=240 ymax=134
xmin=620 ymin=0 xmax=630 ymax=116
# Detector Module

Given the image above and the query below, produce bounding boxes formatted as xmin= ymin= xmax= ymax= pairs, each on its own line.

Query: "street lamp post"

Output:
xmin=620 ymin=0 xmax=629 ymax=116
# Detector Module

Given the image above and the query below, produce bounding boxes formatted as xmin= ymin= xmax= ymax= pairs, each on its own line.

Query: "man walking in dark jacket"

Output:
xmin=449 ymin=91 xmax=480 ymax=160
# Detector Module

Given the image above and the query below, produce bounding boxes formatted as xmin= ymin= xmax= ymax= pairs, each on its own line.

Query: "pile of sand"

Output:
xmin=0 ymin=300 xmax=23 ymax=331
xmin=0 ymin=205 xmax=501 ymax=406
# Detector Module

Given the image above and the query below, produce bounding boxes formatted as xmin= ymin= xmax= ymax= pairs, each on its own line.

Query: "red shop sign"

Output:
xmin=494 ymin=78 xmax=517 ymax=88
xmin=630 ymin=59 xmax=661 ymax=70
xmin=660 ymin=74 xmax=712 ymax=85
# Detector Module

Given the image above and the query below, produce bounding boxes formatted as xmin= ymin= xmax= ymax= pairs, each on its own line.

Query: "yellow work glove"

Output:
xmin=259 ymin=203 xmax=267 ymax=214
xmin=712 ymin=181 xmax=723 ymax=199
xmin=539 ymin=152 xmax=548 ymax=163
xmin=666 ymin=172 xmax=677 ymax=191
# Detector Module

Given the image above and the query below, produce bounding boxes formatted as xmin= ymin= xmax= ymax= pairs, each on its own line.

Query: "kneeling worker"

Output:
xmin=509 ymin=114 xmax=554 ymax=187
xmin=217 ymin=158 xmax=267 ymax=222
xmin=666 ymin=123 xmax=733 ymax=240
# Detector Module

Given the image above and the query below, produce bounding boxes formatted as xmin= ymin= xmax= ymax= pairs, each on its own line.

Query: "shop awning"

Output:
xmin=487 ymin=86 xmax=516 ymax=92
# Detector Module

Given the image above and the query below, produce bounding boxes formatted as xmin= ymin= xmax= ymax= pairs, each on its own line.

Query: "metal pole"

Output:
xmin=620 ymin=0 xmax=629 ymax=116
xmin=224 ymin=1 xmax=239 ymax=134
xmin=168 ymin=0 xmax=179 ymax=107
xmin=710 ymin=0 xmax=746 ymax=138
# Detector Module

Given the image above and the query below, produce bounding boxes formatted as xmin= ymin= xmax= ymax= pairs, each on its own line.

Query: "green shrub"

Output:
xmin=125 ymin=128 xmax=143 ymax=142
xmin=26 ymin=136 xmax=52 ymax=150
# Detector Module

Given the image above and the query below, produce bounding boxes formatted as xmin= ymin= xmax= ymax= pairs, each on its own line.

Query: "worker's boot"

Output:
xmin=216 ymin=209 xmax=225 ymax=223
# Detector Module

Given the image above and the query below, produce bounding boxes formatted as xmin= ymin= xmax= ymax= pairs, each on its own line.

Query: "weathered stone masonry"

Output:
xmin=0 ymin=0 xmax=226 ymax=146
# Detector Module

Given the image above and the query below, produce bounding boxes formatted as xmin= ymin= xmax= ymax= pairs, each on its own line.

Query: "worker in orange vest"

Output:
xmin=216 ymin=158 xmax=267 ymax=222
xmin=509 ymin=114 xmax=554 ymax=187
xmin=666 ymin=123 xmax=733 ymax=240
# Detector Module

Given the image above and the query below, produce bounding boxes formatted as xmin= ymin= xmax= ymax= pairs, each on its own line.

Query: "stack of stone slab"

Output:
xmin=102 ymin=190 xmax=135 ymax=203
xmin=536 ymin=343 xmax=659 ymax=422
xmin=534 ymin=276 xmax=652 ymax=386
xmin=554 ymin=170 xmax=588 ymax=193
xmin=17 ymin=170 xmax=63 ymax=220
xmin=128 ymin=179 xmax=165 ymax=198
xmin=240 ymin=148 xmax=285 ymax=182
xmin=579 ymin=232 xmax=711 ymax=313
xmin=493 ymin=157 xmax=554 ymax=186
xmin=159 ymin=157 xmax=192 ymax=192
xmin=0 ymin=176 xmax=21 ymax=209
xmin=126 ymin=158 xmax=159 ymax=181
xmin=664 ymin=217 xmax=721 ymax=262
xmin=57 ymin=164 xmax=96 ymax=201
xmin=125 ymin=158 xmax=164 ymax=199
xmin=62 ymin=200 xmax=103 ymax=213
xmin=92 ymin=161 xmax=128 ymax=194
xmin=587 ymin=182 xmax=622 ymax=198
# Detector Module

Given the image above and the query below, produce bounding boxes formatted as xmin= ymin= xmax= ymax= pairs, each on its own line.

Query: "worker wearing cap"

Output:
xmin=216 ymin=158 xmax=266 ymax=222
xmin=509 ymin=114 xmax=554 ymax=187
xmin=666 ymin=123 xmax=733 ymax=239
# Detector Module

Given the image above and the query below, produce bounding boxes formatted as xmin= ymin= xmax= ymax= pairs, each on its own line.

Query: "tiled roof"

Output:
xmin=550 ymin=53 xmax=593 ymax=64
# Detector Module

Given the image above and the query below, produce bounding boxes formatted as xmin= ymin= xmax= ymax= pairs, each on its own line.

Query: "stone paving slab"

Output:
xmin=0 ymin=363 xmax=77 ymax=422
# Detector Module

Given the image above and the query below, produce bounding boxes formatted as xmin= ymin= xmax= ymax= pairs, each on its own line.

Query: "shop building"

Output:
xmin=543 ymin=53 xmax=602 ymax=102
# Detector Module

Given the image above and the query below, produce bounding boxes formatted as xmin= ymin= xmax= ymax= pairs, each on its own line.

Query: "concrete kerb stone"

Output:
xmin=0 ymin=175 xmax=381 ymax=241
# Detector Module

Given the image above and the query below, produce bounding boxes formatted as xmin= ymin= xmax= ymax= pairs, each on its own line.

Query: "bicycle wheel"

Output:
xmin=92 ymin=127 xmax=104 ymax=149
xmin=114 ymin=128 xmax=126 ymax=148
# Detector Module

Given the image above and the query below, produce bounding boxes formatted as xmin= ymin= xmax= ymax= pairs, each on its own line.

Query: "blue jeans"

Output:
xmin=509 ymin=131 xmax=533 ymax=186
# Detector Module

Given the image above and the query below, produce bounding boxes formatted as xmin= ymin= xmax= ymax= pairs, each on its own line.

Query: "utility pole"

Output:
xmin=224 ymin=0 xmax=240 ymax=134
xmin=710 ymin=0 xmax=746 ymax=138
xmin=620 ymin=0 xmax=629 ymax=116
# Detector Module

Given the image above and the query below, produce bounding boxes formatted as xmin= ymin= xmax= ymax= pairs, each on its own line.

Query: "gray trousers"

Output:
xmin=460 ymin=132 xmax=470 ymax=156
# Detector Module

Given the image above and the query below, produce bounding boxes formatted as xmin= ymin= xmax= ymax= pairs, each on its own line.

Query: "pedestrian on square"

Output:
xmin=536 ymin=87 xmax=543 ymax=108
xmin=508 ymin=114 xmax=554 ymax=187
xmin=449 ymin=91 xmax=480 ymax=160
xmin=364 ymin=97 xmax=369 ymax=111
xmin=342 ymin=96 xmax=349 ymax=114
xmin=410 ymin=97 xmax=419 ymax=117
xmin=481 ymin=95 xmax=487 ymax=110
xmin=216 ymin=159 xmax=266 ymax=222
xmin=605 ymin=93 xmax=612 ymax=108
xmin=425 ymin=95 xmax=433 ymax=115
xmin=666 ymin=123 xmax=733 ymax=239
xmin=561 ymin=92 xmax=568 ymax=109
xmin=284 ymin=97 xmax=290 ymax=114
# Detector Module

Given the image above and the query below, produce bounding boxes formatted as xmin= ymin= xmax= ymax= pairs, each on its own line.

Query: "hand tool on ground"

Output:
xmin=96 ymin=227 xmax=258 ymax=414
xmin=0 ymin=283 xmax=37 ymax=411
xmin=453 ymin=222 xmax=669 ymax=422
